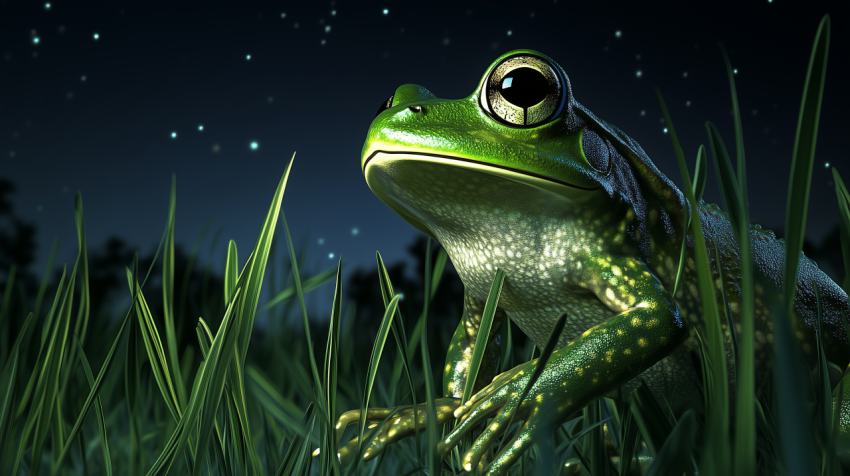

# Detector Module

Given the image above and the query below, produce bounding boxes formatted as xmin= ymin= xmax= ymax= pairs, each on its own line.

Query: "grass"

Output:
xmin=0 ymin=13 xmax=847 ymax=476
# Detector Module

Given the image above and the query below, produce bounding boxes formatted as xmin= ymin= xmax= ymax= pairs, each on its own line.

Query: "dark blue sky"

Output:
xmin=1 ymin=0 xmax=847 ymax=318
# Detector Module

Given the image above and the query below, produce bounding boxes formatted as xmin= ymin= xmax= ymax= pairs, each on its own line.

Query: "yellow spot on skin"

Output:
xmin=617 ymin=329 xmax=625 ymax=336
xmin=647 ymin=319 xmax=658 ymax=327
xmin=612 ymin=266 xmax=621 ymax=276
xmin=631 ymin=317 xmax=641 ymax=327
xmin=638 ymin=338 xmax=647 ymax=347
xmin=575 ymin=367 xmax=584 ymax=376
xmin=624 ymin=349 xmax=632 ymax=355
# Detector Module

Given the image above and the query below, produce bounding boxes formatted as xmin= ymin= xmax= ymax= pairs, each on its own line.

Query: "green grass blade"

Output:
xmin=72 ymin=192 xmax=91 ymax=346
xmin=322 ymin=258 xmax=344 ymax=476
xmin=126 ymin=297 xmax=144 ymax=476
xmin=656 ymin=87 xmax=730 ymax=474
xmin=833 ymin=168 xmax=850 ymax=291
xmin=774 ymin=15 xmax=830 ymax=476
xmin=225 ymin=240 xmax=239 ymax=305
xmin=692 ymin=144 xmax=708 ymax=202
xmin=29 ymin=261 xmax=76 ymax=476
xmin=277 ymin=403 xmax=316 ymax=476
xmin=0 ymin=265 xmax=14 ymax=362
xmin=237 ymin=153 xmax=297 ymax=369
xmin=461 ymin=268 xmax=505 ymax=405
xmin=713 ymin=42 xmax=758 ymax=476
xmin=163 ymin=176 xmax=187 ymax=411
xmin=430 ymin=246 xmax=448 ymax=301
xmin=783 ymin=15 xmax=830 ymax=306
xmin=496 ymin=311 xmax=568 ymax=459
xmin=73 ymin=334 xmax=112 ymax=476
xmin=375 ymin=251 xmax=420 ymax=463
xmin=258 ymin=266 xmax=340 ymax=316
xmin=419 ymin=239 xmax=441 ymax=474
xmin=125 ymin=266 xmax=183 ymax=422
xmin=644 ymin=410 xmax=697 ymax=476
xmin=0 ymin=312 xmax=33 ymax=455
xmin=33 ymin=238 xmax=58 ymax=322
xmin=353 ymin=293 xmax=401 ymax=471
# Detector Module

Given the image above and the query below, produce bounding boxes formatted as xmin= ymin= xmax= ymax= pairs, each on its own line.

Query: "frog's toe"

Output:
xmin=482 ymin=421 xmax=533 ymax=476
xmin=439 ymin=401 xmax=502 ymax=455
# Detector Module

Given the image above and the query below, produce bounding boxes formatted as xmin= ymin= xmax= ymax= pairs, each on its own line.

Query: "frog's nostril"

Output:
xmin=408 ymin=105 xmax=421 ymax=113
xmin=375 ymin=95 xmax=394 ymax=117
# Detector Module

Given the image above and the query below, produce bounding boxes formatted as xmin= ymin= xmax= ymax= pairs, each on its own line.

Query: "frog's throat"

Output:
xmin=363 ymin=150 xmax=598 ymax=199
xmin=363 ymin=150 xmax=602 ymax=242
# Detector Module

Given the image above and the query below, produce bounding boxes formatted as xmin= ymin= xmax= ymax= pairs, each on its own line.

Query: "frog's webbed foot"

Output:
xmin=331 ymin=398 xmax=462 ymax=468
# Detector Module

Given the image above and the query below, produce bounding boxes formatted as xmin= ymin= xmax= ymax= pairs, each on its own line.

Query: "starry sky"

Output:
xmin=1 ymin=0 xmax=847 ymax=317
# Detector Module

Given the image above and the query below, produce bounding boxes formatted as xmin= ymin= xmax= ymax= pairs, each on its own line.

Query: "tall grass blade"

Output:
xmin=375 ymin=251 xmax=420 ymax=463
xmin=496 ymin=311 xmax=567 ymax=458
xmin=73 ymin=334 xmax=113 ymax=476
xmin=225 ymin=240 xmax=239 ymax=305
xmin=353 ymin=293 xmax=401 ymax=471
xmin=656 ymin=87 xmax=730 ymax=474
xmin=33 ymin=238 xmax=58 ymax=323
xmin=419 ymin=239 xmax=441 ymax=475
xmin=461 ymin=268 xmax=505 ymax=404
xmin=711 ymin=41 xmax=758 ymax=476
xmin=322 ymin=258 xmax=344 ymax=476
xmin=833 ymin=168 xmax=850 ymax=292
xmin=258 ymin=266 xmax=339 ymax=316
xmin=163 ymin=176 xmax=187 ymax=410
xmin=643 ymin=410 xmax=697 ymax=476
xmin=0 ymin=312 xmax=32 ymax=457
xmin=774 ymin=15 xmax=830 ymax=476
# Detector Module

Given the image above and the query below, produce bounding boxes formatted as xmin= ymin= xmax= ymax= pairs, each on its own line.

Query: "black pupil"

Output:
xmin=498 ymin=67 xmax=550 ymax=107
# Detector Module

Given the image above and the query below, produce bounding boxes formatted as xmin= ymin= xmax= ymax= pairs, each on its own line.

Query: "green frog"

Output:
xmin=336 ymin=49 xmax=850 ymax=474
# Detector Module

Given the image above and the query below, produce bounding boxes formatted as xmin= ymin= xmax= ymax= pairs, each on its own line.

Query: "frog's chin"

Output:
xmin=363 ymin=150 xmax=603 ymax=240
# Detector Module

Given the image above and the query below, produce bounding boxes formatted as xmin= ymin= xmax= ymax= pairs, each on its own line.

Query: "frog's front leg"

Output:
xmin=333 ymin=289 xmax=505 ymax=467
xmin=441 ymin=257 xmax=689 ymax=475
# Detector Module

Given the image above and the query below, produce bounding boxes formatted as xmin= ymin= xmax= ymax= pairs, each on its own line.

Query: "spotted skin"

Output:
xmin=335 ymin=49 xmax=850 ymax=474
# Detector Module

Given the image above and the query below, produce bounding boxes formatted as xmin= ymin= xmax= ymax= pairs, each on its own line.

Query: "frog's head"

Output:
xmin=361 ymin=49 xmax=682 ymax=242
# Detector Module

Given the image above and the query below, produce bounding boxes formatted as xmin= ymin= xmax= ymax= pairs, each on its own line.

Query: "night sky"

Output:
xmin=1 ymin=1 xmax=847 ymax=318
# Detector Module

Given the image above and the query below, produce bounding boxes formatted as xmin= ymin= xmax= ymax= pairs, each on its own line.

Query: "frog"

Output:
xmin=335 ymin=49 xmax=850 ymax=474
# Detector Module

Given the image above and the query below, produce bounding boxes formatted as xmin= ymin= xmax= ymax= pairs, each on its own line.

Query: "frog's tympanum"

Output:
xmin=337 ymin=49 xmax=850 ymax=474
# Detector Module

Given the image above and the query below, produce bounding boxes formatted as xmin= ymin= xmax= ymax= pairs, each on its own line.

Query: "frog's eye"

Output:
xmin=375 ymin=95 xmax=394 ymax=118
xmin=482 ymin=55 xmax=564 ymax=127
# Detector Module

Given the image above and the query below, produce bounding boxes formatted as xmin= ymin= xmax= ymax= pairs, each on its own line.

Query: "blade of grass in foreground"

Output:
xmin=496 ymin=310 xmax=568 ymax=461
xmin=351 ymin=293 xmax=401 ymax=473
xmin=656 ymin=87 xmax=729 ymax=474
xmin=833 ymin=168 xmax=850 ymax=292
xmin=0 ymin=312 xmax=33 ymax=460
xmin=163 ymin=176 xmax=188 ymax=411
xmin=73 ymin=334 xmax=112 ymax=476
xmin=419 ymin=239 xmax=441 ymax=475
xmin=772 ymin=15 xmax=830 ymax=476
xmin=461 ymin=268 xmax=505 ymax=405
xmin=321 ymin=258 xmax=344 ymax=476
xmin=710 ymin=41 xmax=757 ymax=476
xmin=148 ymin=153 xmax=296 ymax=475
xmin=375 ymin=251 xmax=420 ymax=464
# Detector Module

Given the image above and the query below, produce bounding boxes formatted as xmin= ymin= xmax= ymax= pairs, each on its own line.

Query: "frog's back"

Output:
xmin=657 ymin=202 xmax=850 ymax=409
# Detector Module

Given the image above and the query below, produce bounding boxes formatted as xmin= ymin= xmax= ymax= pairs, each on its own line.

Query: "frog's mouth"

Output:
xmin=363 ymin=150 xmax=601 ymax=240
xmin=363 ymin=150 xmax=597 ymax=195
